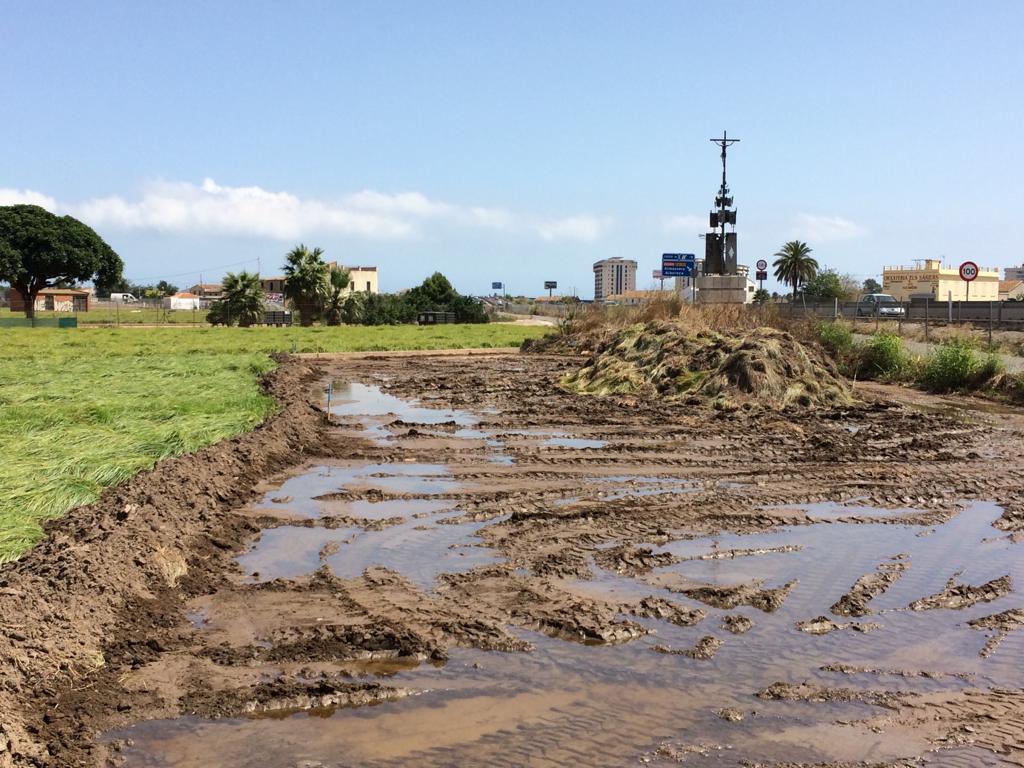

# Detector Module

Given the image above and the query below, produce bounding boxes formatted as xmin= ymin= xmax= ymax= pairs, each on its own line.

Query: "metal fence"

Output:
xmin=1 ymin=298 xmax=295 ymax=327
xmin=788 ymin=298 xmax=1024 ymax=326
xmin=0 ymin=316 xmax=78 ymax=328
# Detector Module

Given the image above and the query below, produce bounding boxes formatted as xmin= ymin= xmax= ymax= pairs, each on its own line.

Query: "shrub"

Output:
xmin=917 ymin=340 xmax=1004 ymax=392
xmin=976 ymin=353 xmax=1005 ymax=384
xmin=855 ymin=332 xmax=909 ymax=381
xmin=815 ymin=321 xmax=854 ymax=356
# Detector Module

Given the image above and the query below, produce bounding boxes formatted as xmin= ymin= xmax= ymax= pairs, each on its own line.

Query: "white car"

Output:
xmin=856 ymin=293 xmax=905 ymax=317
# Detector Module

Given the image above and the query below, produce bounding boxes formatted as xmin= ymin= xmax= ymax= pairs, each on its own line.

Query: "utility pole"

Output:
xmin=708 ymin=131 xmax=740 ymax=274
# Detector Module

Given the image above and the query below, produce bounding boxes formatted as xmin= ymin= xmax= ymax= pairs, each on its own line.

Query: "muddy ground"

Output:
xmin=2 ymin=352 xmax=1024 ymax=767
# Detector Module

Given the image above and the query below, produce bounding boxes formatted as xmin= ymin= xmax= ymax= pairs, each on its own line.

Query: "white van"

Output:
xmin=110 ymin=293 xmax=140 ymax=303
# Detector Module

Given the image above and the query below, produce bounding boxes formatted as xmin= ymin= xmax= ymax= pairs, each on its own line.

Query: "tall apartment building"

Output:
xmin=1005 ymin=264 xmax=1024 ymax=281
xmin=593 ymin=258 xmax=637 ymax=302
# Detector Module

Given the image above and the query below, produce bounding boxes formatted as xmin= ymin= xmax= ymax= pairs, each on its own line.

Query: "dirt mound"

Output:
xmin=558 ymin=322 xmax=852 ymax=409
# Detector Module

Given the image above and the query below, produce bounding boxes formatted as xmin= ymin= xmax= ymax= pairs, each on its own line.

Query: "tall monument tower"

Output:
xmin=704 ymin=131 xmax=740 ymax=275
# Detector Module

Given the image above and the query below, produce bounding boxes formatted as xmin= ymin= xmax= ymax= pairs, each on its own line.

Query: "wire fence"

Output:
xmin=0 ymin=298 xmax=294 ymax=327
xmin=787 ymin=297 xmax=1024 ymax=345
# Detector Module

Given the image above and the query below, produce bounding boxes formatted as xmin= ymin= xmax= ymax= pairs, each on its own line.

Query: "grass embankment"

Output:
xmin=0 ymin=324 xmax=547 ymax=562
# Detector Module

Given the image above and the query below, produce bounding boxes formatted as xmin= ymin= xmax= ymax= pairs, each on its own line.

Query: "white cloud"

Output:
xmin=3 ymin=178 xmax=610 ymax=243
xmin=535 ymin=215 xmax=612 ymax=242
xmin=70 ymin=179 xmax=414 ymax=240
xmin=792 ymin=213 xmax=866 ymax=243
xmin=662 ymin=214 xmax=706 ymax=233
xmin=0 ymin=188 xmax=58 ymax=210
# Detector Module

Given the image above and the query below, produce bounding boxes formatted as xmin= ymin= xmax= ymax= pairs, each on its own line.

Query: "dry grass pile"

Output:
xmin=522 ymin=300 xmax=795 ymax=355
xmin=559 ymin=321 xmax=852 ymax=410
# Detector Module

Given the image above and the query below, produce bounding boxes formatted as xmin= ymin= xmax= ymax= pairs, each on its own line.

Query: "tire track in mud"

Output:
xmin=6 ymin=352 xmax=1024 ymax=767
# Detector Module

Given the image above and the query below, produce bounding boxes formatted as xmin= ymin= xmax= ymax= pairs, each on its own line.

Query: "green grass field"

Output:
xmin=0 ymin=323 xmax=548 ymax=562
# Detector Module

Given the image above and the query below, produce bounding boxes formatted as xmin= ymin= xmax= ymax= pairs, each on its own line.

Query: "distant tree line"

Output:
xmin=208 ymin=244 xmax=487 ymax=326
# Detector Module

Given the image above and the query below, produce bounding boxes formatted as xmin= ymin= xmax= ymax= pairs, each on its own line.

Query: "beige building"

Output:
xmin=259 ymin=264 xmax=379 ymax=301
xmin=882 ymin=259 xmax=999 ymax=301
xmin=345 ymin=266 xmax=379 ymax=295
xmin=593 ymin=258 xmax=637 ymax=302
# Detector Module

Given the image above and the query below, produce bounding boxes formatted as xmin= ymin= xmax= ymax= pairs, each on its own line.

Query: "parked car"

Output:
xmin=110 ymin=293 xmax=140 ymax=304
xmin=856 ymin=293 xmax=905 ymax=317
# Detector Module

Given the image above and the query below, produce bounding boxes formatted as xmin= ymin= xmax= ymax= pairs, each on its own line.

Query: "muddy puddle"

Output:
xmin=104 ymin=364 xmax=1024 ymax=767
xmin=113 ymin=499 xmax=1024 ymax=766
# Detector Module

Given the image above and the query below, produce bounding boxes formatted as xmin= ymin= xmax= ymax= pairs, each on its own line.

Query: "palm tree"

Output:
xmin=772 ymin=241 xmax=818 ymax=301
xmin=323 ymin=266 xmax=352 ymax=326
xmin=220 ymin=271 xmax=265 ymax=327
xmin=283 ymin=244 xmax=329 ymax=326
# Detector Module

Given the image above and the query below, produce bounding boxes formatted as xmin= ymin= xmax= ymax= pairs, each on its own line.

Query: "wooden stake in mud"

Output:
xmin=326 ymin=381 xmax=333 ymax=422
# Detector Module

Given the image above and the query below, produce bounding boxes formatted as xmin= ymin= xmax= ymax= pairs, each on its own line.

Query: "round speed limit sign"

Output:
xmin=756 ymin=259 xmax=768 ymax=271
xmin=959 ymin=261 xmax=979 ymax=282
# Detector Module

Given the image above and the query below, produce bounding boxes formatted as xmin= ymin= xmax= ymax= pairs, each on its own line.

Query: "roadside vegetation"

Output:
xmin=538 ymin=299 xmax=1020 ymax=403
xmin=811 ymin=320 xmax=1009 ymax=395
xmin=0 ymin=323 xmax=547 ymax=563
xmin=917 ymin=339 xmax=1004 ymax=393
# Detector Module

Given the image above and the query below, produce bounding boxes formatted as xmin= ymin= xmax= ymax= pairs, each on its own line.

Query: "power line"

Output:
xmin=126 ymin=257 xmax=262 ymax=283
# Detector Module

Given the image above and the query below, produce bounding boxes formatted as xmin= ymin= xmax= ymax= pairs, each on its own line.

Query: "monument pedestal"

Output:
xmin=696 ymin=274 xmax=748 ymax=304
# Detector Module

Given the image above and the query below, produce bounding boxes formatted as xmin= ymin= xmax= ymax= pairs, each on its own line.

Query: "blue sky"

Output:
xmin=2 ymin=1 xmax=1022 ymax=297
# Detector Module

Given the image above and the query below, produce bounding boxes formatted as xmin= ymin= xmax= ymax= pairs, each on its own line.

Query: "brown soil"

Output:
xmin=653 ymin=635 xmax=723 ymax=660
xmin=722 ymin=614 xmax=753 ymax=634
xmin=830 ymin=556 xmax=910 ymax=617
xmin=2 ymin=350 xmax=1024 ymax=767
xmin=908 ymin=574 xmax=1013 ymax=611
xmin=968 ymin=608 xmax=1024 ymax=657
xmin=796 ymin=617 xmax=881 ymax=635
xmin=648 ymin=576 xmax=797 ymax=612
xmin=756 ymin=681 xmax=906 ymax=709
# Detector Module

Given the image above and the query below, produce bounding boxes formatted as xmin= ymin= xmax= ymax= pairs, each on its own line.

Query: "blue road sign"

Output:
xmin=662 ymin=253 xmax=696 ymax=278
xmin=491 ymin=281 xmax=503 ymax=290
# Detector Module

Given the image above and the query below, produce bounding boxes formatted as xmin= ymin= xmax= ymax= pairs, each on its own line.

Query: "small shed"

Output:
xmin=163 ymin=292 xmax=202 ymax=310
xmin=10 ymin=287 xmax=90 ymax=313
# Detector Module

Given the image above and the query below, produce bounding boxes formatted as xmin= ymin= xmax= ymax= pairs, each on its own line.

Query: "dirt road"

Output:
xmin=2 ymin=352 xmax=1023 ymax=767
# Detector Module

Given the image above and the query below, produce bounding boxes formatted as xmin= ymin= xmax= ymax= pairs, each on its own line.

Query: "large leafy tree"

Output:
xmin=862 ymin=277 xmax=882 ymax=294
xmin=802 ymin=268 xmax=859 ymax=302
xmin=404 ymin=272 xmax=458 ymax=312
xmin=772 ymin=240 xmax=818 ymax=301
xmin=282 ymin=244 xmax=329 ymax=326
xmin=323 ymin=266 xmax=352 ymax=326
xmin=0 ymin=205 xmax=123 ymax=317
xmin=403 ymin=272 xmax=488 ymax=323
